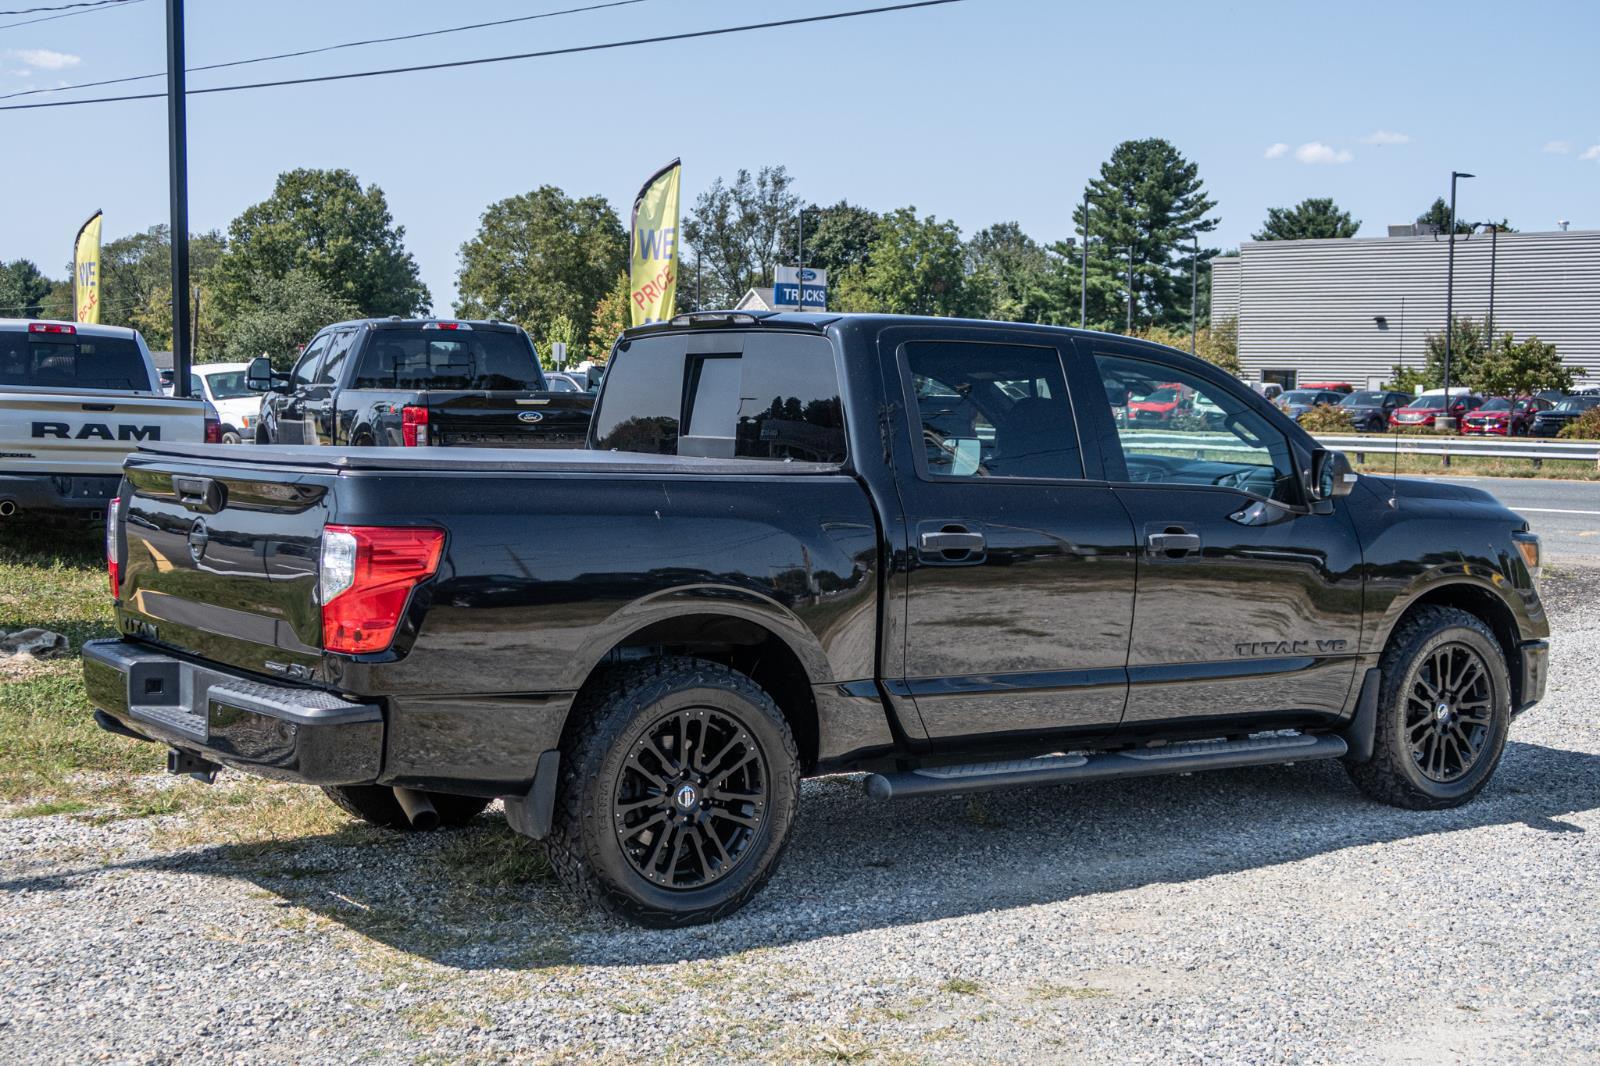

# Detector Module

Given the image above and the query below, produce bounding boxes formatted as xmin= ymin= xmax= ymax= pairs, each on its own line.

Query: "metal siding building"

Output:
xmin=1211 ymin=230 xmax=1600 ymax=389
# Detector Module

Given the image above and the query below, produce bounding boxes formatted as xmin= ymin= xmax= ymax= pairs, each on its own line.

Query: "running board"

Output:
xmin=863 ymin=732 xmax=1348 ymax=801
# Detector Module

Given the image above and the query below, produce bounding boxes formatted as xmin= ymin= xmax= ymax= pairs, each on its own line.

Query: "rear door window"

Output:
xmin=0 ymin=332 xmax=150 ymax=391
xmin=349 ymin=328 xmax=545 ymax=391
xmin=591 ymin=332 xmax=846 ymax=463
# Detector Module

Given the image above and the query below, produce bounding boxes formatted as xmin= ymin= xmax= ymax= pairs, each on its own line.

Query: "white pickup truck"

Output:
xmin=0 ymin=319 xmax=214 ymax=520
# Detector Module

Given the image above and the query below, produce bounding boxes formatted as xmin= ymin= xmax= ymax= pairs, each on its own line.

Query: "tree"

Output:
xmin=97 ymin=225 xmax=226 ymax=355
xmin=1253 ymin=198 xmax=1360 ymax=241
xmin=1075 ymin=138 xmax=1218 ymax=329
xmin=783 ymin=200 xmax=881 ymax=278
xmin=1416 ymin=197 xmax=1473 ymax=235
xmin=453 ymin=185 xmax=625 ymax=346
xmin=586 ymin=271 xmax=631 ymax=363
xmin=681 ymin=165 xmax=800 ymax=307
xmin=212 ymin=169 xmax=430 ymax=321
xmin=1467 ymin=334 xmax=1582 ymax=397
xmin=539 ymin=312 xmax=580 ymax=371
xmin=965 ymin=222 xmax=1052 ymax=322
xmin=221 ymin=269 xmax=358 ymax=369
xmin=0 ymin=259 xmax=54 ymax=318
xmin=1127 ymin=318 xmax=1240 ymax=375
xmin=835 ymin=207 xmax=971 ymax=317
xmin=1388 ymin=316 xmax=1490 ymax=391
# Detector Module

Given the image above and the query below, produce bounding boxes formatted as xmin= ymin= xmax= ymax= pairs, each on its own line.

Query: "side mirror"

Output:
xmin=246 ymin=356 xmax=275 ymax=391
xmin=1311 ymin=448 xmax=1357 ymax=500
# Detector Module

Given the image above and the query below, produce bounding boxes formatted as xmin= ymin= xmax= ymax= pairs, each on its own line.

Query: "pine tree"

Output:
xmin=1253 ymin=198 xmax=1360 ymax=240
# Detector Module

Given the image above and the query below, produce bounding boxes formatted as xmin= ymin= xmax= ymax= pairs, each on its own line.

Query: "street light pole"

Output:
xmin=1126 ymin=243 xmax=1134 ymax=332
xmin=1443 ymin=170 xmax=1474 ymax=423
xmin=1079 ymin=191 xmax=1088 ymax=329
xmin=1486 ymin=222 xmax=1498 ymax=341
xmin=795 ymin=206 xmax=804 ymax=313
xmin=166 ymin=0 xmax=192 ymax=398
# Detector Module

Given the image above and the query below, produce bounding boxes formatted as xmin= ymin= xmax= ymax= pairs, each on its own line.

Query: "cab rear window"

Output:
xmin=349 ymin=329 xmax=545 ymax=391
xmin=592 ymin=332 xmax=846 ymax=463
xmin=0 ymin=333 xmax=150 ymax=391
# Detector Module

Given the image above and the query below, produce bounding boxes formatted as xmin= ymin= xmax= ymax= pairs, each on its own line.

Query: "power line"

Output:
xmin=0 ymin=0 xmax=130 ymax=14
xmin=0 ymin=0 xmax=141 ymax=30
xmin=1 ymin=0 xmax=652 ymax=101
xmin=0 ymin=0 xmax=964 ymax=112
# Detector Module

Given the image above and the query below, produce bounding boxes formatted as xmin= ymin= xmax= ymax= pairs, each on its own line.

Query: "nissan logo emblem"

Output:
xmin=518 ymin=411 xmax=544 ymax=423
xmin=187 ymin=519 xmax=210 ymax=562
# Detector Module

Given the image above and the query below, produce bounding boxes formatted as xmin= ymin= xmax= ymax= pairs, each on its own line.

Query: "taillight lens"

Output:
xmin=319 ymin=525 xmax=445 ymax=654
xmin=106 ymin=496 xmax=120 ymax=598
xmin=204 ymin=414 xmax=222 ymax=444
xmin=401 ymin=405 xmax=429 ymax=446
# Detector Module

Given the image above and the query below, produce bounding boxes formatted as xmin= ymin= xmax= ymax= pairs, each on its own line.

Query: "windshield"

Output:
xmin=1342 ymin=391 xmax=1385 ymax=405
xmin=1142 ymin=388 xmax=1180 ymax=403
xmin=0 ymin=332 xmax=149 ymax=391
xmin=1555 ymin=397 xmax=1600 ymax=412
xmin=545 ymin=374 xmax=579 ymax=393
xmin=1280 ymin=390 xmax=1321 ymax=403
xmin=200 ymin=369 xmax=254 ymax=399
xmin=350 ymin=328 xmax=545 ymax=391
xmin=1479 ymin=398 xmax=1512 ymax=412
xmin=1408 ymin=396 xmax=1448 ymax=409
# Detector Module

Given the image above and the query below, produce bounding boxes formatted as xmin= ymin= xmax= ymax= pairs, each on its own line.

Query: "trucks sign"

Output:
xmin=773 ymin=266 xmax=827 ymax=310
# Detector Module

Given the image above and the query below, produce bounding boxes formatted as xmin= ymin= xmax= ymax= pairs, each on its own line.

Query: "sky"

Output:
xmin=3 ymin=0 xmax=1598 ymax=314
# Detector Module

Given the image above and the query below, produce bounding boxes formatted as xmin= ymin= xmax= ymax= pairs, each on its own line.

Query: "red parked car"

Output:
xmin=1128 ymin=383 xmax=1193 ymax=424
xmin=1462 ymin=396 xmax=1550 ymax=436
xmin=1390 ymin=392 xmax=1482 ymax=429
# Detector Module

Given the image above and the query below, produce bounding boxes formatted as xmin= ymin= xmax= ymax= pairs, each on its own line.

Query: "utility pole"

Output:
xmin=1486 ymin=222 xmax=1498 ymax=341
xmin=795 ymin=206 xmax=804 ymax=313
xmin=166 ymin=0 xmax=192 ymax=398
xmin=1189 ymin=233 xmax=1199 ymax=356
xmin=1125 ymin=244 xmax=1134 ymax=332
xmin=1079 ymin=191 xmax=1088 ymax=329
xmin=1443 ymin=170 xmax=1473 ymax=426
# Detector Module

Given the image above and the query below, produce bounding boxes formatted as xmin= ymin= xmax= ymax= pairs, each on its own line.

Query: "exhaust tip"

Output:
xmin=0 ymin=499 xmax=17 ymax=517
xmin=393 ymin=786 xmax=440 ymax=831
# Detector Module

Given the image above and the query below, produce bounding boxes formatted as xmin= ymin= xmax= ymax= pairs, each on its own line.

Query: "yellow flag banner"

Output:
xmin=629 ymin=159 xmax=680 ymax=327
xmin=73 ymin=210 xmax=103 ymax=324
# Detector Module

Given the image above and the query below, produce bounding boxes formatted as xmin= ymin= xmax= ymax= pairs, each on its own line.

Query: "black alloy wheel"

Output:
xmin=1405 ymin=642 xmax=1494 ymax=783
xmin=613 ymin=707 xmax=768 ymax=890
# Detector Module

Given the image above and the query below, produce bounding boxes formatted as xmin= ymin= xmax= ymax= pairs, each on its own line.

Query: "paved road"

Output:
xmin=1446 ymin=477 xmax=1600 ymax=567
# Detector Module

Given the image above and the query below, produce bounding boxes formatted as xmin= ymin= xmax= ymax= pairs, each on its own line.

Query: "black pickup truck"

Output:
xmin=86 ymin=312 xmax=1549 ymax=926
xmin=249 ymin=318 xmax=593 ymax=448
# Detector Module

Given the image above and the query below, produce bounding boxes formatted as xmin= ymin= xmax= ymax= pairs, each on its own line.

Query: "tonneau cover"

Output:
xmin=127 ymin=443 xmax=845 ymax=477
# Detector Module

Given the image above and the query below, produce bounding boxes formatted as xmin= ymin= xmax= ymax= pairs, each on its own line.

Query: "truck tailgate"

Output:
xmin=424 ymin=391 xmax=592 ymax=447
xmin=0 ymin=389 xmax=205 ymax=475
xmin=117 ymin=453 xmax=334 ymax=677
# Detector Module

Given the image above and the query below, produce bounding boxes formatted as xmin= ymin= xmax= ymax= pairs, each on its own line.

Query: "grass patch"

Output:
xmin=1031 ymin=982 xmax=1113 ymax=1001
xmin=0 ymin=528 xmax=152 ymax=800
xmin=399 ymin=1001 xmax=492 ymax=1037
xmin=939 ymin=976 xmax=983 ymax=996
xmin=5 ymin=797 xmax=92 ymax=819
xmin=1346 ymin=452 xmax=1600 ymax=480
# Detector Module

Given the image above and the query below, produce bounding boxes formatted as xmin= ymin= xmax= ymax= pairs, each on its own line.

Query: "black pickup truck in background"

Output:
xmin=249 ymin=318 xmax=593 ymax=448
xmin=87 ymin=311 xmax=1549 ymax=926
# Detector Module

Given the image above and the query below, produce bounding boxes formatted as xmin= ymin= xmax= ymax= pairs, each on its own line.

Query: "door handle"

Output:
xmin=1147 ymin=532 xmax=1201 ymax=557
xmin=920 ymin=531 xmax=986 ymax=553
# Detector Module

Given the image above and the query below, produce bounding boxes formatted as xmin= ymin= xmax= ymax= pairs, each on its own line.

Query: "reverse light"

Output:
xmin=28 ymin=322 xmax=75 ymax=334
xmin=319 ymin=525 xmax=445 ymax=654
xmin=105 ymin=497 xmax=120 ymax=598
xmin=401 ymin=404 xmax=429 ymax=446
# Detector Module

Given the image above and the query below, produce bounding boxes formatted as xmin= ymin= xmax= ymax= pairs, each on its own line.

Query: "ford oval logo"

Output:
xmin=796 ymin=268 xmax=817 ymax=281
xmin=518 ymin=411 xmax=544 ymax=423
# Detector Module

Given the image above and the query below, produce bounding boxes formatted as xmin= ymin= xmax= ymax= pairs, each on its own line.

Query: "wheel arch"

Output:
xmin=1378 ymin=578 xmax=1525 ymax=707
xmin=565 ymin=593 xmax=828 ymax=771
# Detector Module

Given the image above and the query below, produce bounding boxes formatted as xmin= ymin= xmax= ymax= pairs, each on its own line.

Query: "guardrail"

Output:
xmin=1120 ymin=429 xmax=1600 ymax=468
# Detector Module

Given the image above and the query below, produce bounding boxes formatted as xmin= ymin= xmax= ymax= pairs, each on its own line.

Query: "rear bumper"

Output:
xmin=0 ymin=472 xmax=120 ymax=515
xmin=83 ymin=638 xmax=382 ymax=785
xmin=1518 ymin=639 xmax=1549 ymax=713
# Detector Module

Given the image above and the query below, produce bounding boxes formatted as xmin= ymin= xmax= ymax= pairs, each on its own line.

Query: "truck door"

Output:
xmin=886 ymin=327 xmax=1137 ymax=744
xmin=270 ymin=333 xmax=330 ymax=445
xmin=1082 ymin=338 xmax=1363 ymax=731
xmin=304 ymin=330 xmax=354 ymax=445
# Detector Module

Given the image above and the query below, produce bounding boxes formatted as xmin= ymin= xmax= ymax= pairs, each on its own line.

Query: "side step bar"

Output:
xmin=863 ymin=732 xmax=1348 ymax=801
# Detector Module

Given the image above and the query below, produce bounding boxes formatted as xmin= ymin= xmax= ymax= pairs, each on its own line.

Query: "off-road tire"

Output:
xmin=543 ymin=656 xmax=801 ymax=927
xmin=1345 ymin=606 xmax=1511 ymax=809
xmin=321 ymin=785 xmax=491 ymax=830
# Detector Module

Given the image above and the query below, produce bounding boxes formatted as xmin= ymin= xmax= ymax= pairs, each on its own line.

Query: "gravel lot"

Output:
xmin=4 ymin=567 xmax=1598 ymax=1064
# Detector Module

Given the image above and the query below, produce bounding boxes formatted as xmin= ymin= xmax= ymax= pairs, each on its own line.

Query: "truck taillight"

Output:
xmin=204 ymin=413 xmax=222 ymax=444
xmin=319 ymin=525 xmax=445 ymax=655
xmin=401 ymin=405 xmax=429 ymax=446
xmin=105 ymin=497 xmax=120 ymax=599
